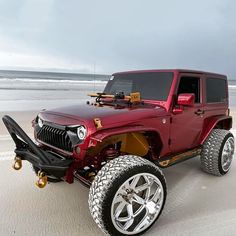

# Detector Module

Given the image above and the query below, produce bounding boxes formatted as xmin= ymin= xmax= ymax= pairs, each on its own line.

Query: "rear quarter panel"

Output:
xmin=200 ymin=75 xmax=231 ymax=143
xmin=202 ymin=75 xmax=228 ymax=124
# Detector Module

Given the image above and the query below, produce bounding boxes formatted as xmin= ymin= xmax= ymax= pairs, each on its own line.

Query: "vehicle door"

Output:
xmin=170 ymin=74 xmax=205 ymax=153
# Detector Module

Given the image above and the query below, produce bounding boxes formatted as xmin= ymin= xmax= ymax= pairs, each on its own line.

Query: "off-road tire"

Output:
xmin=32 ymin=166 xmax=62 ymax=183
xmin=88 ymin=155 xmax=167 ymax=236
xmin=201 ymin=129 xmax=234 ymax=176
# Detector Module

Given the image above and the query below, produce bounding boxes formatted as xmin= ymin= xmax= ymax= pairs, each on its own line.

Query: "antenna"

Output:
xmin=93 ymin=62 xmax=96 ymax=93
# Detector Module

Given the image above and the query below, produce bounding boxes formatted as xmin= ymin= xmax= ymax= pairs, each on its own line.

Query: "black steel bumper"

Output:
xmin=2 ymin=115 xmax=73 ymax=179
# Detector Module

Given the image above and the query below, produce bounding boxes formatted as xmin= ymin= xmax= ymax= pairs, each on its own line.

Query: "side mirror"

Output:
xmin=173 ymin=93 xmax=195 ymax=115
xmin=177 ymin=93 xmax=195 ymax=106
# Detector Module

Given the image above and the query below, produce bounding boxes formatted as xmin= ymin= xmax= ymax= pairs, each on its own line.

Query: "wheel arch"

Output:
xmin=200 ymin=115 xmax=233 ymax=145
xmin=89 ymin=126 xmax=163 ymax=159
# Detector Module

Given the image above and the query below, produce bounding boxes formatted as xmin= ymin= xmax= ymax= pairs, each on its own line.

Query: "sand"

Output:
xmin=0 ymin=110 xmax=236 ymax=236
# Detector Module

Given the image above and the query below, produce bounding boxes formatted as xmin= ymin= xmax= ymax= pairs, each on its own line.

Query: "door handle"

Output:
xmin=195 ymin=109 xmax=204 ymax=115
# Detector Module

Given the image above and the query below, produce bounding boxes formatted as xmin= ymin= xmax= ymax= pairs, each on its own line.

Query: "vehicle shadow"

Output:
xmin=147 ymin=155 xmax=236 ymax=235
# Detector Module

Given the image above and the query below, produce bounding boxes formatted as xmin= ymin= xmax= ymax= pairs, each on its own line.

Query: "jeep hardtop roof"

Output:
xmin=113 ymin=69 xmax=227 ymax=78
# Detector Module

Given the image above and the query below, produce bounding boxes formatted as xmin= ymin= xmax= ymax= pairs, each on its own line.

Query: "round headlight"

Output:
xmin=38 ymin=117 xmax=44 ymax=128
xmin=77 ymin=126 xmax=87 ymax=140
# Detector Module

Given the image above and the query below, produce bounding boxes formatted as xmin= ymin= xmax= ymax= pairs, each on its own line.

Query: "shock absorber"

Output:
xmin=105 ymin=147 xmax=119 ymax=160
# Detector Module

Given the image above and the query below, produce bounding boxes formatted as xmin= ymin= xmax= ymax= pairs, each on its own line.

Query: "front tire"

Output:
xmin=201 ymin=129 xmax=234 ymax=176
xmin=88 ymin=155 xmax=167 ymax=236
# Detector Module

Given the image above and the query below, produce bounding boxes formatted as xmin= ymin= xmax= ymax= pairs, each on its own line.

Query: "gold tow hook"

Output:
xmin=87 ymin=171 xmax=96 ymax=181
xmin=35 ymin=171 xmax=48 ymax=188
xmin=12 ymin=156 xmax=22 ymax=170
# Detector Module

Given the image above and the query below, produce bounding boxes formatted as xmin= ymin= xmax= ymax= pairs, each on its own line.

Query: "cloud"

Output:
xmin=0 ymin=34 xmax=96 ymax=72
xmin=0 ymin=50 xmax=94 ymax=72
xmin=0 ymin=0 xmax=236 ymax=77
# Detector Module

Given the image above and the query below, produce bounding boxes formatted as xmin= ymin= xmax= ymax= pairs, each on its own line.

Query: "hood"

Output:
xmin=40 ymin=102 xmax=167 ymax=128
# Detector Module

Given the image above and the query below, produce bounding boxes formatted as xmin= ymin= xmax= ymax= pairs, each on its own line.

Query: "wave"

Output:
xmin=1 ymin=77 xmax=235 ymax=85
xmin=0 ymin=77 xmax=107 ymax=84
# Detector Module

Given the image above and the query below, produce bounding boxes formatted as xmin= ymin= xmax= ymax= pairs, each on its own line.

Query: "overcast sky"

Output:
xmin=0 ymin=0 xmax=236 ymax=77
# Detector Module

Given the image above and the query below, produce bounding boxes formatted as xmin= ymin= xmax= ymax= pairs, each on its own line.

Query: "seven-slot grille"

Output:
xmin=37 ymin=125 xmax=73 ymax=152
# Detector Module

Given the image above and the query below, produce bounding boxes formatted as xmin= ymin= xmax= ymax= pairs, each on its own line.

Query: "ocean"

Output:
xmin=0 ymin=71 xmax=236 ymax=111
xmin=0 ymin=78 xmax=107 ymax=112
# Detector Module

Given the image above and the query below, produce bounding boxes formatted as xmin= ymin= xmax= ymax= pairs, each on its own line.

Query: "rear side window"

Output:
xmin=206 ymin=78 xmax=227 ymax=103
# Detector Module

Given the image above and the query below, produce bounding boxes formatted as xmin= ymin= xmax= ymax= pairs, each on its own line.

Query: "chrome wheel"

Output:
xmin=111 ymin=173 xmax=164 ymax=235
xmin=221 ymin=136 xmax=234 ymax=172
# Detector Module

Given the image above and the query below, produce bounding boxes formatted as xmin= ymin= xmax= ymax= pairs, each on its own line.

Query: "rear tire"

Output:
xmin=201 ymin=129 xmax=234 ymax=176
xmin=88 ymin=155 xmax=167 ymax=236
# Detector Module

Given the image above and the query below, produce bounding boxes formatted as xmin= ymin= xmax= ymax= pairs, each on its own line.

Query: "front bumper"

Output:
xmin=2 ymin=115 xmax=73 ymax=179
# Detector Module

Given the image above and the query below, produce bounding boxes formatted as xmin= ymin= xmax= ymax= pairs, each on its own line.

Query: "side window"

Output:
xmin=206 ymin=78 xmax=227 ymax=103
xmin=177 ymin=76 xmax=200 ymax=103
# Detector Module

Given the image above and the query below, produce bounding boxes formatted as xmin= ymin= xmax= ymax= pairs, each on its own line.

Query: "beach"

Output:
xmin=1 ymin=77 xmax=236 ymax=236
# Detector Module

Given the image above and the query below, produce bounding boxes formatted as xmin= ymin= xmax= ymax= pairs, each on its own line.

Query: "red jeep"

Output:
xmin=3 ymin=69 xmax=234 ymax=236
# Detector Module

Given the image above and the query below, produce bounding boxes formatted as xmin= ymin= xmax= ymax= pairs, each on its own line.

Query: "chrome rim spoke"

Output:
xmin=130 ymin=175 xmax=140 ymax=189
xmin=124 ymin=181 xmax=130 ymax=190
xmin=114 ymin=194 xmax=124 ymax=204
xmin=144 ymin=185 xmax=151 ymax=200
xmin=135 ymin=183 xmax=149 ymax=193
xmin=134 ymin=213 xmax=151 ymax=232
xmin=150 ymin=186 xmax=162 ymax=202
xmin=127 ymin=203 xmax=134 ymax=218
xmin=143 ymin=175 xmax=151 ymax=185
xmin=122 ymin=204 xmax=134 ymax=230
xmin=123 ymin=218 xmax=134 ymax=231
xmin=115 ymin=201 xmax=127 ymax=219
xmin=132 ymin=193 xmax=145 ymax=205
xmin=133 ymin=205 xmax=146 ymax=217
xmin=117 ymin=216 xmax=131 ymax=222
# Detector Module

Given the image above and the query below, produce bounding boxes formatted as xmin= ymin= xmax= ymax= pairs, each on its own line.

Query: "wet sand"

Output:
xmin=0 ymin=110 xmax=236 ymax=236
xmin=0 ymin=111 xmax=38 ymax=134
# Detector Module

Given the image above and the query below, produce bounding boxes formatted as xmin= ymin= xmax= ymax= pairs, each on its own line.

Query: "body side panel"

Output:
xmin=200 ymin=115 xmax=232 ymax=144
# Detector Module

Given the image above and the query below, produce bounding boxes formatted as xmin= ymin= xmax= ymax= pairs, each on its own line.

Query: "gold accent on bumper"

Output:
xmin=12 ymin=156 xmax=22 ymax=170
xmin=88 ymin=171 xmax=96 ymax=181
xmin=35 ymin=171 xmax=48 ymax=188
xmin=94 ymin=118 xmax=102 ymax=129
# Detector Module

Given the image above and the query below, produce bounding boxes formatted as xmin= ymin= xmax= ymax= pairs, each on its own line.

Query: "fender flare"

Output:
xmin=90 ymin=126 xmax=161 ymax=142
xmin=89 ymin=125 xmax=163 ymax=156
xmin=200 ymin=115 xmax=232 ymax=145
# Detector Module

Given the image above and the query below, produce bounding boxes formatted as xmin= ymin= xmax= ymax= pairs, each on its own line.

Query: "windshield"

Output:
xmin=104 ymin=72 xmax=173 ymax=101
